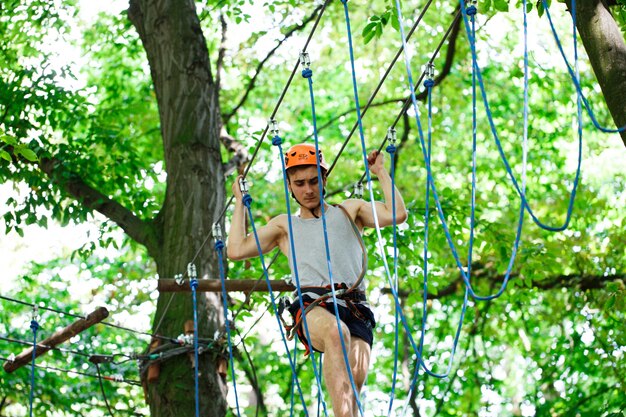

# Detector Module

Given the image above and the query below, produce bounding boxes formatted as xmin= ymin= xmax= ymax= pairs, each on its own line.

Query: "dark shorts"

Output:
xmin=288 ymin=295 xmax=376 ymax=354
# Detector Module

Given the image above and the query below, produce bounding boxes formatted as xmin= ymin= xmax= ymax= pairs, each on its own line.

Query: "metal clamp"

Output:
xmin=175 ymin=273 xmax=184 ymax=286
xmin=354 ymin=181 xmax=364 ymax=198
xmin=299 ymin=51 xmax=311 ymax=70
xmin=212 ymin=223 xmax=223 ymax=242
xmin=269 ymin=118 xmax=280 ymax=138
xmin=238 ymin=177 xmax=249 ymax=194
xmin=387 ymin=127 xmax=397 ymax=146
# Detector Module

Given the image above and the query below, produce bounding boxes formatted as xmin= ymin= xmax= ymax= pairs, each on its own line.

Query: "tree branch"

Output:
xmin=220 ymin=127 xmax=251 ymax=176
xmin=222 ymin=3 xmax=325 ymax=123
xmin=305 ymin=97 xmax=408 ymax=140
xmin=216 ymin=12 xmax=227 ymax=89
xmin=382 ymin=269 xmax=626 ymax=299
xmin=37 ymin=156 xmax=162 ymax=258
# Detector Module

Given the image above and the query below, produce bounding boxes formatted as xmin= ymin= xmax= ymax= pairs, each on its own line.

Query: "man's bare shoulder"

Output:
xmin=336 ymin=199 xmax=367 ymax=219
xmin=267 ymin=213 xmax=289 ymax=229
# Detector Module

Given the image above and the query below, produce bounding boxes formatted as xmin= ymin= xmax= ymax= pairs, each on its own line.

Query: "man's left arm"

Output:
xmin=357 ymin=150 xmax=408 ymax=228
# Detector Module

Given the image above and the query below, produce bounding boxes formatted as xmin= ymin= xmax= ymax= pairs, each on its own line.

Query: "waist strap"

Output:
xmin=296 ymin=284 xmax=367 ymax=303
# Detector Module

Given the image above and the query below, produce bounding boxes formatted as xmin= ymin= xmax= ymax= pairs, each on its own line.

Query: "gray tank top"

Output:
xmin=287 ymin=205 xmax=366 ymax=295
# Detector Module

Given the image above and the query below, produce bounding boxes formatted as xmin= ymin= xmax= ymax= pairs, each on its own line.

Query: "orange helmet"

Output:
xmin=284 ymin=143 xmax=329 ymax=171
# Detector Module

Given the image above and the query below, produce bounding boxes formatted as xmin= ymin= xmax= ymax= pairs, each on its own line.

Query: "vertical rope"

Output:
xmin=215 ymin=234 xmax=242 ymax=416
xmin=385 ymin=138 xmax=400 ymax=416
xmin=241 ymin=192 xmax=310 ymax=415
xmin=189 ymin=265 xmax=201 ymax=417
xmin=28 ymin=316 xmax=39 ymax=417
xmin=301 ymin=57 xmax=364 ymax=416
xmin=272 ymin=133 xmax=329 ymax=416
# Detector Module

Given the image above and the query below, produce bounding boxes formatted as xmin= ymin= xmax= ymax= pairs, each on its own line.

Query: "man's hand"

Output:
xmin=367 ymin=150 xmax=385 ymax=177
xmin=232 ymin=175 xmax=244 ymax=201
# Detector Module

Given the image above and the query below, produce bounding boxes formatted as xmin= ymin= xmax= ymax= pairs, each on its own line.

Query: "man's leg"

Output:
xmin=305 ymin=306 xmax=357 ymax=417
xmin=348 ymin=337 xmax=371 ymax=416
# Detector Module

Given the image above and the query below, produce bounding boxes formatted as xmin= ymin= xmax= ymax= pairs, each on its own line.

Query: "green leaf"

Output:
xmin=605 ymin=294 xmax=616 ymax=309
xmin=537 ymin=0 xmax=545 ymax=16
xmin=494 ymin=0 xmax=509 ymax=11
xmin=0 ymin=150 xmax=11 ymax=162
xmin=17 ymin=147 xmax=38 ymax=161
xmin=363 ymin=22 xmax=379 ymax=44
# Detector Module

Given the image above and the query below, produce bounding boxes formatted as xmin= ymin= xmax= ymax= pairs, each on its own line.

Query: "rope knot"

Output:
xmin=423 ymin=79 xmax=435 ymax=88
xmin=386 ymin=144 xmax=397 ymax=154
xmin=271 ymin=135 xmax=282 ymax=146
xmin=466 ymin=5 xmax=477 ymax=16
xmin=242 ymin=194 xmax=253 ymax=207
xmin=301 ymin=68 xmax=313 ymax=79
xmin=30 ymin=320 xmax=39 ymax=332
xmin=190 ymin=278 xmax=199 ymax=290
xmin=214 ymin=240 xmax=225 ymax=251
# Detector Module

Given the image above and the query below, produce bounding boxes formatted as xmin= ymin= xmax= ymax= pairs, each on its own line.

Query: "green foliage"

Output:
xmin=0 ymin=243 xmax=154 ymax=415
xmin=1 ymin=0 xmax=626 ymax=416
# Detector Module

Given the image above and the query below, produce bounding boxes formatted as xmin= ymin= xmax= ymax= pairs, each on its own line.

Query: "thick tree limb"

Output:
xmin=382 ymin=271 xmax=626 ymax=298
xmin=222 ymin=3 xmax=325 ymax=123
xmin=38 ymin=156 xmax=161 ymax=258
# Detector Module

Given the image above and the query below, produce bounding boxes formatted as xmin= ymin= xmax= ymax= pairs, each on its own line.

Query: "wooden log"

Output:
xmin=157 ymin=279 xmax=295 ymax=293
xmin=3 ymin=306 xmax=109 ymax=373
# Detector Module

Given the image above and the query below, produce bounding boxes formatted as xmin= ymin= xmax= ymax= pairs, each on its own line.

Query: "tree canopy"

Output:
xmin=1 ymin=0 xmax=625 ymax=416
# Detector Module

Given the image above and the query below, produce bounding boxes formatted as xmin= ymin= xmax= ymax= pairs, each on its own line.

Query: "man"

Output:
xmin=227 ymin=143 xmax=407 ymax=417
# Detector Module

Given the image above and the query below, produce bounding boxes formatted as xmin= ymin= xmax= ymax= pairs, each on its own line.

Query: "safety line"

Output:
xmin=241 ymin=192 xmax=310 ymax=414
xmin=0 ymin=294 xmax=180 ymax=345
xmin=28 ymin=316 xmax=38 ymax=417
xmin=302 ymin=36 xmax=365 ymax=414
xmin=0 ymin=334 xmax=138 ymax=363
xmin=189 ymin=267 xmax=201 ymax=417
xmin=215 ymin=234 xmax=242 ymax=416
xmin=0 ymin=355 xmax=142 ymax=386
xmin=94 ymin=362 xmax=117 ymax=417
xmin=389 ymin=0 xmax=524 ymax=306
xmin=542 ymin=0 xmax=626 ymax=134
xmin=386 ymin=140 xmax=401 ymax=416
xmin=273 ymin=134 xmax=329 ymax=416
xmin=459 ymin=0 xmax=581 ymax=233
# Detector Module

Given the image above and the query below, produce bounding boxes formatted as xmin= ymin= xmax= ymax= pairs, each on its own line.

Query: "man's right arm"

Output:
xmin=226 ymin=176 xmax=283 ymax=261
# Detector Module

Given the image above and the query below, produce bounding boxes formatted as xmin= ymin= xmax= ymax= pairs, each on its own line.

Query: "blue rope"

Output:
xmin=215 ymin=239 xmax=242 ymax=416
xmin=28 ymin=318 xmax=39 ymax=417
xmin=542 ymin=0 xmax=626 ymax=134
xmin=241 ymin=192 xmax=310 ymax=415
xmin=190 ymin=277 xmax=201 ymax=417
xmin=272 ymin=134 xmax=329 ymax=416
xmin=316 ymin=353 xmax=323 ymax=417
xmin=302 ymin=59 xmax=365 ymax=416
xmin=459 ymin=0 xmax=580 ymax=233
xmin=289 ymin=337 xmax=297 ymax=417
xmin=391 ymin=0 xmax=524 ymax=304
xmin=386 ymin=142 xmax=400 ymax=417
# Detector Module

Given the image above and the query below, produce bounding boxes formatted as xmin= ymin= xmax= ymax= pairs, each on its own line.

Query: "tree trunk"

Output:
xmin=127 ymin=0 xmax=228 ymax=416
xmin=571 ymin=0 xmax=626 ymax=146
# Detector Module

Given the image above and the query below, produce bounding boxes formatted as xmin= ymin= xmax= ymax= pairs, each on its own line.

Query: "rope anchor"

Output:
xmin=299 ymin=51 xmax=311 ymax=70
xmin=353 ymin=181 xmax=364 ymax=198
xmin=268 ymin=118 xmax=280 ymax=138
